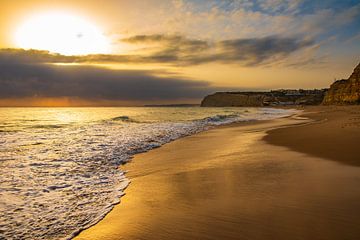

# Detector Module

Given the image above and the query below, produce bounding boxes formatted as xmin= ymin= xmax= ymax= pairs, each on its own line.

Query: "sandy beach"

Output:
xmin=76 ymin=106 xmax=360 ymax=240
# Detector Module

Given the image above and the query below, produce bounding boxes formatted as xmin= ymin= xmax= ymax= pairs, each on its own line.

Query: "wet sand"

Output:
xmin=76 ymin=106 xmax=360 ymax=240
xmin=264 ymin=106 xmax=360 ymax=167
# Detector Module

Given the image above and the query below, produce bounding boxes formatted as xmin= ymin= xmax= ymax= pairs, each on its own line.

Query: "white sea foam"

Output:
xmin=0 ymin=107 xmax=297 ymax=239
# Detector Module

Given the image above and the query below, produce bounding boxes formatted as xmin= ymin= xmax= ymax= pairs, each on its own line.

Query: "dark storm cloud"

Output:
xmin=0 ymin=62 xmax=218 ymax=100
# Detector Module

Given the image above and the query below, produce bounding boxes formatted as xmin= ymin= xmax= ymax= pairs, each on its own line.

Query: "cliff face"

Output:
xmin=201 ymin=90 xmax=325 ymax=107
xmin=323 ymin=63 xmax=360 ymax=105
xmin=201 ymin=92 xmax=265 ymax=107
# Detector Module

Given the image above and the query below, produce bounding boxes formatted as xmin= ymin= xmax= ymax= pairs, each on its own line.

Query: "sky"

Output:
xmin=0 ymin=0 xmax=359 ymax=106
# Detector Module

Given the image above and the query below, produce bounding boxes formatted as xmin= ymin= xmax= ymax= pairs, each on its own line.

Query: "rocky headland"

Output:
xmin=201 ymin=62 xmax=360 ymax=107
xmin=201 ymin=89 xmax=326 ymax=107
xmin=322 ymin=63 xmax=360 ymax=105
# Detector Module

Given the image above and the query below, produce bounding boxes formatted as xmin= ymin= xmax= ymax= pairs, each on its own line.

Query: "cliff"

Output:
xmin=201 ymin=92 xmax=266 ymax=107
xmin=201 ymin=90 xmax=326 ymax=107
xmin=323 ymin=63 xmax=360 ymax=105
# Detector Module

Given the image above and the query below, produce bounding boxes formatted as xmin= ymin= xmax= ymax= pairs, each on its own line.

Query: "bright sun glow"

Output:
xmin=14 ymin=12 xmax=110 ymax=55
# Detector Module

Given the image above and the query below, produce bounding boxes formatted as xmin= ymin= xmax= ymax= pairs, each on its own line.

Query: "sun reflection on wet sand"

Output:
xmin=76 ymin=117 xmax=360 ymax=240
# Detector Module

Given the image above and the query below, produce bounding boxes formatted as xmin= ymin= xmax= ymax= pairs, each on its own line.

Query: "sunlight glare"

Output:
xmin=14 ymin=12 xmax=110 ymax=55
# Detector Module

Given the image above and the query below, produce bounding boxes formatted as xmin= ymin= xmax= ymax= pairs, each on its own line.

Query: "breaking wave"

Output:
xmin=0 ymin=107 xmax=297 ymax=239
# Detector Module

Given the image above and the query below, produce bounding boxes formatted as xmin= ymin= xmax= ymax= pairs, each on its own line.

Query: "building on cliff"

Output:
xmin=322 ymin=62 xmax=360 ymax=105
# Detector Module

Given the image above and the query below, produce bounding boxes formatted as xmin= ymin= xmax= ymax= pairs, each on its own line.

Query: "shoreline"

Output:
xmin=75 ymin=106 xmax=360 ymax=240
xmin=264 ymin=105 xmax=360 ymax=167
xmin=72 ymin=110 xmax=302 ymax=239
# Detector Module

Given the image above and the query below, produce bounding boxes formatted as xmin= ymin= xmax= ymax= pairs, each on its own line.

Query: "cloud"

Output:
xmin=213 ymin=36 xmax=314 ymax=65
xmin=122 ymin=34 xmax=314 ymax=66
xmin=258 ymin=0 xmax=303 ymax=15
xmin=122 ymin=34 xmax=210 ymax=54
xmin=113 ymin=1 xmax=359 ymax=44
xmin=0 ymin=61 xmax=219 ymax=101
xmin=0 ymin=48 xmax=76 ymax=64
xmin=122 ymin=34 xmax=205 ymax=46
xmin=1 ymin=34 xmax=314 ymax=67
xmin=121 ymin=34 xmax=210 ymax=63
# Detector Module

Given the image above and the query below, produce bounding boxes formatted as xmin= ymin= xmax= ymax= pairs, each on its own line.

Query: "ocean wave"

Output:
xmin=0 ymin=107 xmax=297 ymax=240
xmin=110 ymin=115 xmax=139 ymax=123
xmin=29 ymin=124 xmax=66 ymax=129
xmin=200 ymin=114 xmax=240 ymax=124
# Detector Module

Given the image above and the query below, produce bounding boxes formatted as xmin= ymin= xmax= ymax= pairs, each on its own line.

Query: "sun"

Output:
xmin=14 ymin=12 xmax=111 ymax=55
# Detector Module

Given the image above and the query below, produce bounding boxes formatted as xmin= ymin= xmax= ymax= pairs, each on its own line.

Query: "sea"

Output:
xmin=0 ymin=107 xmax=296 ymax=239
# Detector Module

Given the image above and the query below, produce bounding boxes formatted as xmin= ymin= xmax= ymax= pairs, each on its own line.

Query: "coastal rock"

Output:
xmin=201 ymin=92 xmax=265 ymax=107
xmin=323 ymin=63 xmax=360 ymax=105
xmin=201 ymin=90 xmax=326 ymax=107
